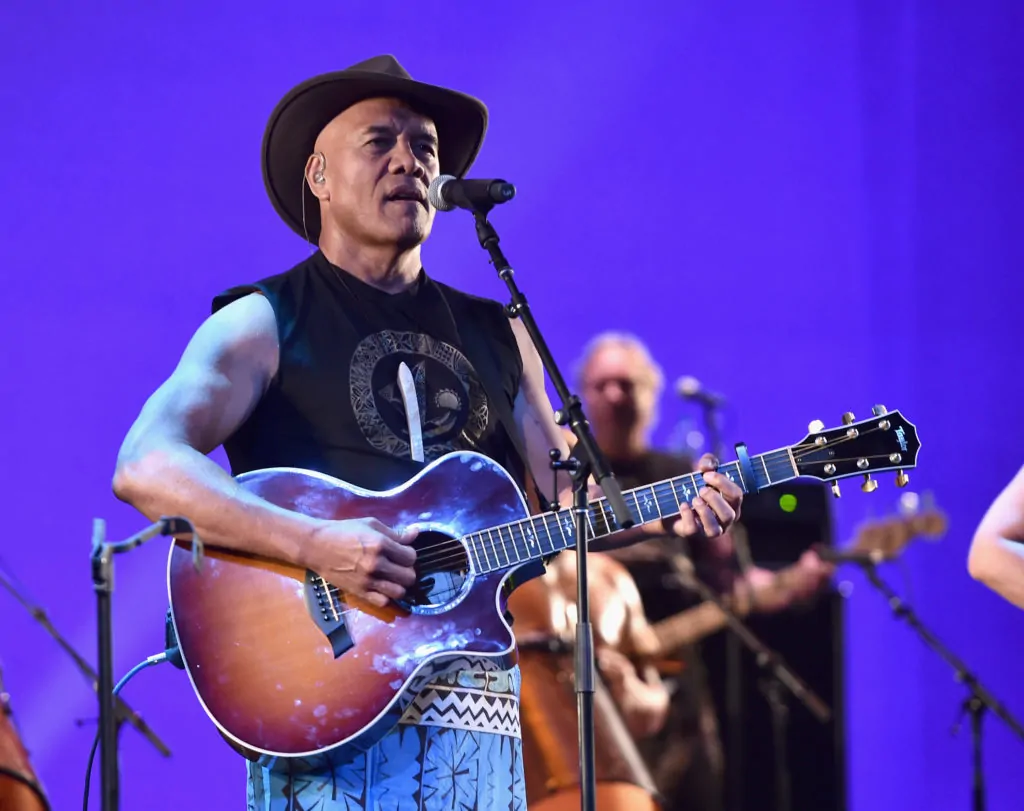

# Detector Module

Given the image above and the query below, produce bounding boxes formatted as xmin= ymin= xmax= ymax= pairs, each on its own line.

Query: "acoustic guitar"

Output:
xmin=0 ymin=670 xmax=49 ymax=811
xmin=166 ymin=408 xmax=921 ymax=762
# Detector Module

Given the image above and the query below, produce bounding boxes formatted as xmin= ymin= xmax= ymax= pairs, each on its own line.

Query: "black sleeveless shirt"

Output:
xmin=212 ymin=250 xmax=524 ymax=491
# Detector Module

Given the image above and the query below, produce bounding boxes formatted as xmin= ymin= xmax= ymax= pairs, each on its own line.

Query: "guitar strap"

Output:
xmin=435 ymin=283 xmax=555 ymax=514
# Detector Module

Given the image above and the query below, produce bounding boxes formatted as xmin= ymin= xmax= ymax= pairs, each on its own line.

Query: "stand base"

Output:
xmin=759 ymin=678 xmax=792 ymax=811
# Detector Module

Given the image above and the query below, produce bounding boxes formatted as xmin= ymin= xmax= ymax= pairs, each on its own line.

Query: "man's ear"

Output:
xmin=305 ymin=151 xmax=329 ymax=200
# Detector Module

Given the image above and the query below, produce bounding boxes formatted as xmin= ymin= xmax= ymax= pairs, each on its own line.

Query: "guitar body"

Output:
xmin=167 ymin=451 xmax=537 ymax=764
xmin=166 ymin=409 xmax=923 ymax=766
xmin=0 ymin=699 xmax=48 ymax=811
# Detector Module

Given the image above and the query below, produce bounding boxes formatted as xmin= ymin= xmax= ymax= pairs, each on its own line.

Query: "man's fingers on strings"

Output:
xmin=691 ymin=496 xmax=722 ymax=537
xmin=369 ymin=578 xmax=406 ymax=601
xmin=699 ymin=487 xmax=736 ymax=527
xmin=673 ymin=506 xmax=700 ymax=538
xmin=702 ymin=470 xmax=742 ymax=503
xmin=385 ymin=537 xmax=418 ymax=567
xmin=374 ymin=557 xmax=417 ymax=588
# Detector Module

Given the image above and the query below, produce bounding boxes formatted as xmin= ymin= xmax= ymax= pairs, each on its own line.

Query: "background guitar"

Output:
xmin=644 ymin=499 xmax=948 ymax=659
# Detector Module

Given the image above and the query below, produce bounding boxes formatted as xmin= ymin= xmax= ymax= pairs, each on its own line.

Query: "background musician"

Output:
xmin=510 ymin=550 xmax=670 ymax=810
xmin=574 ymin=332 xmax=831 ymax=811
xmin=968 ymin=463 xmax=1024 ymax=609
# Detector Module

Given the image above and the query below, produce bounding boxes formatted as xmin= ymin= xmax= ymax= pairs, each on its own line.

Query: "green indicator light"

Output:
xmin=779 ymin=493 xmax=798 ymax=513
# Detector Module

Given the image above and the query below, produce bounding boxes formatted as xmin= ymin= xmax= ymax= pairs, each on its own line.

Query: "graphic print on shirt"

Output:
xmin=350 ymin=331 xmax=490 ymax=461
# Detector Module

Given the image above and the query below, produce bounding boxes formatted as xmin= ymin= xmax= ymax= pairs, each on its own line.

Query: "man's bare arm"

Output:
xmin=968 ymin=464 xmax=1024 ymax=609
xmin=113 ymin=293 xmax=417 ymax=606
xmin=113 ymin=293 xmax=316 ymax=564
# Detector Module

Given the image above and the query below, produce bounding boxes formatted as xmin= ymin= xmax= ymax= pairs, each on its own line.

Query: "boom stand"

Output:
xmin=693 ymin=399 xmax=747 ymax=811
xmin=0 ymin=566 xmax=170 ymax=758
xmin=90 ymin=516 xmax=202 ymax=811
xmin=470 ymin=209 xmax=634 ymax=811
xmin=676 ymin=560 xmax=831 ymax=811
xmin=858 ymin=562 xmax=1024 ymax=811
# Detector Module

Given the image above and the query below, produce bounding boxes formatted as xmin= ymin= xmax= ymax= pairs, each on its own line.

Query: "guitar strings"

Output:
xmin=351 ymin=431 xmax=897 ymax=576
xmin=399 ymin=462 xmax=902 ymax=575
xmin=322 ymin=511 xmax=929 ymax=619
xmin=320 ymin=425 xmax=902 ymax=585
xmin=402 ymin=426 xmax=896 ymax=570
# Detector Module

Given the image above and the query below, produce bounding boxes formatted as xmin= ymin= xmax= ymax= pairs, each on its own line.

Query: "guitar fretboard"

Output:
xmin=462 ymin=448 xmax=798 ymax=575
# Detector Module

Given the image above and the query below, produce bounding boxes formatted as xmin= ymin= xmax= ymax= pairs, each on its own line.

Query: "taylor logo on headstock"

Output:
xmin=792 ymin=405 xmax=920 ymax=497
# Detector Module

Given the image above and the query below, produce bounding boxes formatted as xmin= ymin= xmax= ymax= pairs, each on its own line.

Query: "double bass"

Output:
xmin=0 ymin=668 xmax=48 ymax=811
xmin=510 ymin=551 xmax=663 ymax=811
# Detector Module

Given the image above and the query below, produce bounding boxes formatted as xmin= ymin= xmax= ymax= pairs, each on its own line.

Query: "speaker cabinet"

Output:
xmin=701 ymin=482 xmax=846 ymax=811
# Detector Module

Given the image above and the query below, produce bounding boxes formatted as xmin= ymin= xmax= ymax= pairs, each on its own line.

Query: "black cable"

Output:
xmin=82 ymin=654 xmax=167 ymax=811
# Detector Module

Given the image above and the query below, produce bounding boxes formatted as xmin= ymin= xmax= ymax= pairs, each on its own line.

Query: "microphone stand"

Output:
xmin=857 ymin=561 xmax=1024 ymax=811
xmin=675 ymin=559 xmax=831 ymax=811
xmin=0 ymin=566 xmax=170 ymax=758
xmin=469 ymin=208 xmax=635 ymax=811
xmin=91 ymin=516 xmax=203 ymax=811
xmin=691 ymin=397 xmax=747 ymax=811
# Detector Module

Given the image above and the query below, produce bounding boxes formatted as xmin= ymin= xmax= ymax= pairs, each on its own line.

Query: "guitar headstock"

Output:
xmin=791 ymin=406 xmax=920 ymax=497
xmin=847 ymin=496 xmax=948 ymax=560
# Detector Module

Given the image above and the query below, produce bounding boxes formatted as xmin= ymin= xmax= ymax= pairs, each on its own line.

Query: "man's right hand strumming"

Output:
xmin=301 ymin=519 xmax=419 ymax=608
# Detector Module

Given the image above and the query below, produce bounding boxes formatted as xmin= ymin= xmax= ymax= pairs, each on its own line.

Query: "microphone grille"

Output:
xmin=676 ymin=375 xmax=702 ymax=397
xmin=427 ymin=174 xmax=457 ymax=211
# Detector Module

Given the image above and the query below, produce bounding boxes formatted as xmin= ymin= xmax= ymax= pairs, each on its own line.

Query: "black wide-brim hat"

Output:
xmin=261 ymin=54 xmax=489 ymax=243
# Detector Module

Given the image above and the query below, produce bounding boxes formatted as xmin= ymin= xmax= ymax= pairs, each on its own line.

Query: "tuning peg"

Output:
xmin=861 ymin=474 xmax=878 ymax=493
xmin=872 ymin=405 xmax=888 ymax=416
xmin=831 ymin=481 xmax=841 ymax=498
xmin=808 ymin=419 xmax=825 ymax=433
xmin=896 ymin=470 xmax=910 ymax=488
xmin=842 ymin=412 xmax=856 ymax=425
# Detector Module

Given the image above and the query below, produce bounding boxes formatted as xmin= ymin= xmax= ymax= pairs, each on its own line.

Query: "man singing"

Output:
xmin=111 ymin=56 xmax=743 ymax=809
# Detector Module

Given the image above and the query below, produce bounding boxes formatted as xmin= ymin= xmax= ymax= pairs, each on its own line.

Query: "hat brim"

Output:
xmin=261 ymin=70 xmax=488 ymax=244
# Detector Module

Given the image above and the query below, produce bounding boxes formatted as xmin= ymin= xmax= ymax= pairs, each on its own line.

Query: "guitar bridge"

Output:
xmin=303 ymin=570 xmax=354 ymax=658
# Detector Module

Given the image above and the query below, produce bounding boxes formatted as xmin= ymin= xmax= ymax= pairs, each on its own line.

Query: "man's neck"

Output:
xmin=595 ymin=429 xmax=648 ymax=463
xmin=319 ymin=237 xmax=422 ymax=295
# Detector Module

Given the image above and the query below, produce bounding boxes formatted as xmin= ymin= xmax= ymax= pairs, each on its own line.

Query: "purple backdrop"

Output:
xmin=1 ymin=2 xmax=1022 ymax=809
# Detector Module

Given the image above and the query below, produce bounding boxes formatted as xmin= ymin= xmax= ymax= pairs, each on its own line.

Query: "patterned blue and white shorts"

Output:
xmin=246 ymin=664 xmax=525 ymax=810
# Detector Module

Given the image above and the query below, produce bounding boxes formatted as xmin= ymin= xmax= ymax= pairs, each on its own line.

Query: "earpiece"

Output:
xmin=313 ymin=152 xmax=326 ymax=185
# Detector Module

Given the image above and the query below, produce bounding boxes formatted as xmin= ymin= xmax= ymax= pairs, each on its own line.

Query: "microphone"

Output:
xmin=428 ymin=174 xmax=516 ymax=212
xmin=675 ymin=375 xmax=726 ymax=407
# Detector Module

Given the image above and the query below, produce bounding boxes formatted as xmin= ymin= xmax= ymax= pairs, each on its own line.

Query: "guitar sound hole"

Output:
xmin=397 ymin=530 xmax=471 ymax=614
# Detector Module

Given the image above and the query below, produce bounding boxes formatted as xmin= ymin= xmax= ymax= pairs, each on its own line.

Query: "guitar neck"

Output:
xmin=464 ymin=447 xmax=799 ymax=576
xmin=650 ymin=600 xmax=735 ymax=655
xmin=649 ymin=558 xmax=804 ymax=654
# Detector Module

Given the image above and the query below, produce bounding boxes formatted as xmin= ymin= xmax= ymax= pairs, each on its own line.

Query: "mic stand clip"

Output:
xmin=90 ymin=516 xmax=202 ymax=811
xmin=468 ymin=207 xmax=634 ymax=811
